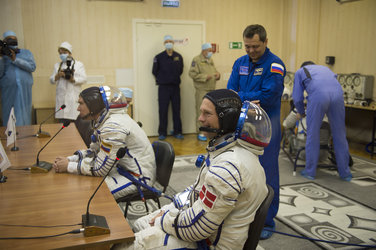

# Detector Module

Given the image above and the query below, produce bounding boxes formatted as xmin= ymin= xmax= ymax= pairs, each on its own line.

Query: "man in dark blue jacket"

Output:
xmin=227 ymin=24 xmax=285 ymax=240
xmin=152 ymin=35 xmax=184 ymax=140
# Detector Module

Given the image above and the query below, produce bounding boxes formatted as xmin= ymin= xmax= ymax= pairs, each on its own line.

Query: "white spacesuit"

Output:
xmin=66 ymin=86 xmax=156 ymax=199
xmin=116 ymin=90 xmax=271 ymax=250
xmin=283 ymin=108 xmax=330 ymax=162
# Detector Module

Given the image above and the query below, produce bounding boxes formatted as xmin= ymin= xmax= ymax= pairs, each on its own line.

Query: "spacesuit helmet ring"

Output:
xmin=235 ymin=101 xmax=272 ymax=148
xmin=99 ymin=86 xmax=128 ymax=110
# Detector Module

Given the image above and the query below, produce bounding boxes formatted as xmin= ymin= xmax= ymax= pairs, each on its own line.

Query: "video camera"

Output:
xmin=63 ymin=56 xmax=74 ymax=80
xmin=0 ymin=39 xmax=20 ymax=57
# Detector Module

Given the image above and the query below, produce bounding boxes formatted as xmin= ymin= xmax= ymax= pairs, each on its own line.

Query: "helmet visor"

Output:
xmin=236 ymin=101 xmax=272 ymax=147
xmin=100 ymin=86 xmax=128 ymax=110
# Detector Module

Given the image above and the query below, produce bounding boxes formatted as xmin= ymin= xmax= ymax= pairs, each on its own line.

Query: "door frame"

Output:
xmin=132 ymin=18 xmax=206 ymax=135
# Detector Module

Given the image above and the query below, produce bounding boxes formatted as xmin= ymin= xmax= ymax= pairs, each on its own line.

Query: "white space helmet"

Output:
xmin=99 ymin=86 xmax=128 ymax=110
xmin=235 ymin=101 xmax=272 ymax=148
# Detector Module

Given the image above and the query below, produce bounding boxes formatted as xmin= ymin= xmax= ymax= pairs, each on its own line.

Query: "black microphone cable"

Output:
xmin=0 ymin=222 xmax=82 ymax=228
xmin=0 ymin=228 xmax=84 ymax=240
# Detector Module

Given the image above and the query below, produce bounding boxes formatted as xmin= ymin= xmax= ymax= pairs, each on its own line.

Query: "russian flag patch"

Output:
xmin=270 ymin=63 xmax=284 ymax=76
xmin=200 ymin=185 xmax=217 ymax=209
xmin=100 ymin=141 xmax=112 ymax=154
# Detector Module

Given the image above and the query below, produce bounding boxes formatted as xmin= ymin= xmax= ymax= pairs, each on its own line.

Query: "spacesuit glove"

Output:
xmin=74 ymin=150 xmax=86 ymax=160
xmin=67 ymin=161 xmax=79 ymax=174
xmin=67 ymin=155 xmax=79 ymax=162
xmin=159 ymin=208 xmax=180 ymax=235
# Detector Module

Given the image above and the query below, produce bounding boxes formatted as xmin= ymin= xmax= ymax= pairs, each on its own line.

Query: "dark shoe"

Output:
xmin=300 ymin=169 xmax=315 ymax=180
xmin=260 ymin=225 xmax=275 ymax=240
xmin=174 ymin=134 xmax=184 ymax=139
xmin=158 ymin=135 xmax=166 ymax=140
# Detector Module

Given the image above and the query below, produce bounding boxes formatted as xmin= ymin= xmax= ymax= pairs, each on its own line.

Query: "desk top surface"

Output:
xmin=0 ymin=124 xmax=134 ymax=250
xmin=345 ymin=103 xmax=376 ymax=111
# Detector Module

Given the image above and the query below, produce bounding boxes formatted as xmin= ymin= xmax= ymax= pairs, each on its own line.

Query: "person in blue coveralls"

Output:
xmin=152 ymin=35 xmax=184 ymax=140
xmin=0 ymin=30 xmax=36 ymax=126
xmin=292 ymin=61 xmax=352 ymax=181
xmin=227 ymin=24 xmax=285 ymax=240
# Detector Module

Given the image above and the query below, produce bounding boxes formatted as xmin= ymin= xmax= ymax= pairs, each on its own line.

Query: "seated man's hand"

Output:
xmin=149 ymin=210 xmax=164 ymax=226
xmin=53 ymin=157 xmax=69 ymax=173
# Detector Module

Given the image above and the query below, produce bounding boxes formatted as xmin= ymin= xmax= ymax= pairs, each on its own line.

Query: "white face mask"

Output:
xmin=206 ymin=52 xmax=213 ymax=59
xmin=60 ymin=53 xmax=68 ymax=62
xmin=165 ymin=42 xmax=173 ymax=50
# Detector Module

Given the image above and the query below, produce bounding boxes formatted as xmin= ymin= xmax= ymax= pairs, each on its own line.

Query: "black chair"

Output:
xmin=281 ymin=120 xmax=338 ymax=175
xmin=116 ymin=140 xmax=175 ymax=218
xmin=74 ymin=115 xmax=93 ymax=148
xmin=243 ymin=184 xmax=274 ymax=250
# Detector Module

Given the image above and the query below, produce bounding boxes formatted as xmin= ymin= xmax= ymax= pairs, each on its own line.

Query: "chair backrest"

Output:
xmin=74 ymin=115 xmax=93 ymax=148
xmin=243 ymin=184 xmax=274 ymax=250
xmin=152 ymin=141 xmax=175 ymax=191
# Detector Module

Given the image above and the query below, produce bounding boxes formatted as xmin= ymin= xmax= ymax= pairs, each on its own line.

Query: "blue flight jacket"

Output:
xmin=152 ymin=50 xmax=183 ymax=86
xmin=227 ymin=47 xmax=286 ymax=227
xmin=227 ymin=47 xmax=285 ymax=113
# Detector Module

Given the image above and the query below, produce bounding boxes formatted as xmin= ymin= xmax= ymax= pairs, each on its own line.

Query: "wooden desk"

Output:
xmin=345 ymin=103 xmax=376 ymax=158
xmin=0 ymin=124 xmax=134 ymax=250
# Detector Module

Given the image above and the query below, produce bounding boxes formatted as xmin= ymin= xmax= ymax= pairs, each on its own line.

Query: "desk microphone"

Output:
xmin=31 ymin=121 xmax=71 ymax=173
xmin=36 ymin=104 xmax=66 ymax=138
xmin=82 ymin=147 xmax=126 ymax=237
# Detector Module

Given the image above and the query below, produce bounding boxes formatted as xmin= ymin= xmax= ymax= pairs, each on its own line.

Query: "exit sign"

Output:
xmin=229 ymin=42 xmax=242 ymax=49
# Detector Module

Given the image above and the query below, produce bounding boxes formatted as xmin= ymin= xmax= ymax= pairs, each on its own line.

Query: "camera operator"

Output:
xmin=50 ymin=41 xmax=86 ymax=123
xmin=0 ymin=30 xmax=36 ymax=126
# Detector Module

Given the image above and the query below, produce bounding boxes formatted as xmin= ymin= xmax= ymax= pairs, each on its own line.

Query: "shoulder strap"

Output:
xmin=302 ymin=67 xmax=311 ymax=79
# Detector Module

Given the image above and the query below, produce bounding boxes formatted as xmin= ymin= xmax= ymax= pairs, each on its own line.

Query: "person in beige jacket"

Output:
xmin=189 ymin=43 xmax=220 ymax=141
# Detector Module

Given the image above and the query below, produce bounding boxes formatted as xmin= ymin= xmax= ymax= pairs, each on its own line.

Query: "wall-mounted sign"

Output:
xmin=229 ymin=42 xmax=242 ymax=49
xmin=162 ymin=0 xmax=180 ymax=7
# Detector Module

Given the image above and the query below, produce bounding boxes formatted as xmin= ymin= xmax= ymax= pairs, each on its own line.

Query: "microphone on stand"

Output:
xmin=36 ymin=104 xmax=66 ymax=138
xmin=31 ymin=121 xmax=71 ymax=173
xmin=82 ymin=147 xmax=126 ymax=237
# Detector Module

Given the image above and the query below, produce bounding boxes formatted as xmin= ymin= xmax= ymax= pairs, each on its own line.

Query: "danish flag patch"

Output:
xmin=200 ymin=185 xmax=217 ymax=209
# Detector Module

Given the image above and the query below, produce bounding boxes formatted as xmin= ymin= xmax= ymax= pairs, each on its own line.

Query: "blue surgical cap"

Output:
xmin=119 ymin=87 xmax=133 ymax=99
xmin=164 ymin=35 xmax=173 ymax=42
xmin=3 ymin=30 xmax=16 ymax=39
xmin=202 ymin=43 xmax=212 ymax=50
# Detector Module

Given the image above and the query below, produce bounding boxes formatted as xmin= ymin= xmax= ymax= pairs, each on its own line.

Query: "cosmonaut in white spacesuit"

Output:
xmin=114 ymin=88 xmax=271 ymax=250
xmin=52 ymin=86 xmax=156 ymax=200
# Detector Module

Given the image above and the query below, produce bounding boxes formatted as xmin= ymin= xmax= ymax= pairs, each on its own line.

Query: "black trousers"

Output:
xmin=158 ymin=85 xmax=182 ymax=136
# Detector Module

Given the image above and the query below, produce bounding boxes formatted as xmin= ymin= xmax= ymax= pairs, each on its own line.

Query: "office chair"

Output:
xmin=116 ymin=140 xmax=175 ymax=218
xmin=243 ymin=184 xmax=274 ymax=250
xmin=74 ymin=115 xmax=93 ymax=148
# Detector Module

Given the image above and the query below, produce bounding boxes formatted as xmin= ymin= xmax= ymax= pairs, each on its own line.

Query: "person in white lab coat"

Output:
xmin=50 ymin=41 xmax=86 ymax=122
